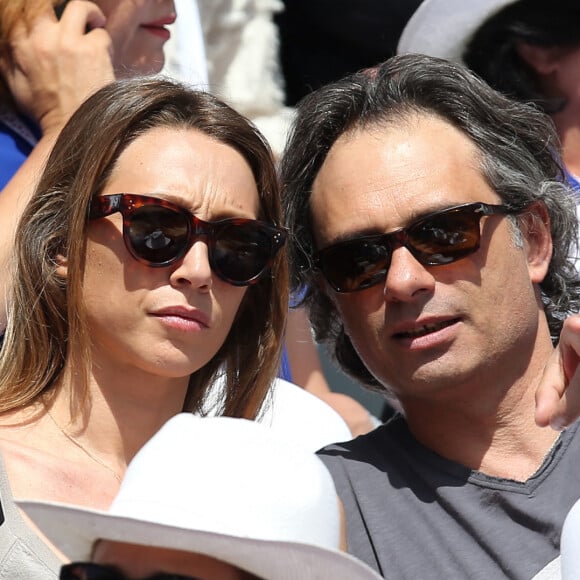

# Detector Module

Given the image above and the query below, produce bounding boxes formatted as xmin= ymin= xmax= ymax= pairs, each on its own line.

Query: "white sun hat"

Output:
xmin=562 ymin=498 xmax=580 ymax=579
xmin=397 ymin=0 xmax=518 ymax=63
xmin=19 ymin=414 xmax=381 ymax=580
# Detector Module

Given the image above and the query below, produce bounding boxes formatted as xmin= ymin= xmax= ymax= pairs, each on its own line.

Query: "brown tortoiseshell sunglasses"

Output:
xmin=88 ymin=194 xmax=286 ymax=286
xmin=314 ymin=202 xmax=519 ymax=292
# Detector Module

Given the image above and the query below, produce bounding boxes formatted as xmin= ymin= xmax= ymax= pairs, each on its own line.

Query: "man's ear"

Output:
xmin=55 ymin=254 xmax=68 ymax=279
xmin=519 ymin=202 xmax=553 ymax=284
xmin=515 ymin=41 xmax=566 ymax=76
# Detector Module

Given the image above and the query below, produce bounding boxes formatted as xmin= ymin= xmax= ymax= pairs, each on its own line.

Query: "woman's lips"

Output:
xmin=141 ymin=15 xmax=176 ymax=41
xmin=141 ymin=24 xmax=172 ymax=40
xmin=151 ymin=306 xmax=210 ymax=330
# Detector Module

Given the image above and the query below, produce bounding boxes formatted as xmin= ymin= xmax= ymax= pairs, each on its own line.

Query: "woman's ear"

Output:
xmin=55 ymin=254 xmax=68 ymax=279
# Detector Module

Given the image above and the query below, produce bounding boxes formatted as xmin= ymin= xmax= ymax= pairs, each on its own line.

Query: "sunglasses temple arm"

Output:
xmin=87 ymin=194 xmax=123 ymax=220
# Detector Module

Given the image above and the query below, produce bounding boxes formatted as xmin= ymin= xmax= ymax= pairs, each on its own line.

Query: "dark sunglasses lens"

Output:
xmin=61 ymin=563 xmax=204 ymax=580
xmin=60 ymin=562 xmax=125 ymax=579
xmin=319 ymin=238 xmax=390 ymax=292
xmin=213 ymin=222 xmax=276 ymax=284
xmin=408 ymin=209 xmax=481 ymax=264
xmin=127 ymin=206 xmax=189 ymax=265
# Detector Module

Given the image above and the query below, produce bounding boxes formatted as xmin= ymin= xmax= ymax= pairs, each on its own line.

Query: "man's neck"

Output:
xmin=400 ymin=348 xmax=559 ymax=481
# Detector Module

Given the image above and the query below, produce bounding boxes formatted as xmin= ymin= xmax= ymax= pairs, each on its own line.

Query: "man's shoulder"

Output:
xmin=317 ymin=414 xmax=406 ymax=465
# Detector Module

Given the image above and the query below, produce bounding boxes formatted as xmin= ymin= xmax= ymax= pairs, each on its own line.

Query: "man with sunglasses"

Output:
xmin=281 ymin=53 xmax=580 ymax=579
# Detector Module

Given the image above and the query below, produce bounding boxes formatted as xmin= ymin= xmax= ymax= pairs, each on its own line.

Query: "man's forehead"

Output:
xmin=321 ymin=112 xmax=479 ymax=169
xmin=309 ymin=115 xmax=493 ymax=242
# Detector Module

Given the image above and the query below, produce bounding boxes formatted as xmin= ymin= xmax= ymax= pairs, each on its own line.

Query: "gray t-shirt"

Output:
xmin=318 ymin=416 xmax=580 ymax=580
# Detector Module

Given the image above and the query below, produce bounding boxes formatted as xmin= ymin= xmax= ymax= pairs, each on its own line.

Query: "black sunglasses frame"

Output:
xmin=61 ymin=562 xmax=201 ymax=580
xmin=88 ymin=194 xmax=286 ymax=287
xmin=314 ymin=202 xmax=519 ymax=293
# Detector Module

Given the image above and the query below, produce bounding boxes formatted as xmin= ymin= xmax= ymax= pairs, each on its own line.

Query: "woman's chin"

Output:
xmin=114 ymin=55 xmax=166 ymax=79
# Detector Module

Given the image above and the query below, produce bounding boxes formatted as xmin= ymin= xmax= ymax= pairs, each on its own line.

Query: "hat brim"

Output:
xmin=397 ymin=0 xmax=517 ymax=62
xmin=20 ymin=500 xmax=382 ymax=580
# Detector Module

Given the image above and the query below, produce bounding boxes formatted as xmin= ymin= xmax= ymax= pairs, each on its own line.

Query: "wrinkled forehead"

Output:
xmin=102 ymin=127 xmax=261 ymax=221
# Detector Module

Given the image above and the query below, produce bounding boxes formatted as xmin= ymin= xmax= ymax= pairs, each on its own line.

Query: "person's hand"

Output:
xmin=536 ymin=314 xmax=580 ymax=430
xmin=0 ymin=0 xmax=114 ymax=138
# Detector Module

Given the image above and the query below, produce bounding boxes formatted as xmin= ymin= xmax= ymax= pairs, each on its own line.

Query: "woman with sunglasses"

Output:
xmin=0 ymin=76 xmax=287 ymax=577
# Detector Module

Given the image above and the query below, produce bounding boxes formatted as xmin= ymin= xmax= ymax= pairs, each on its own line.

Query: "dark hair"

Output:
xmin=464 ymin=0 xmax=580 ymax=114
xmin=0 ymin=77 xmax=288 ymax=418
xmin=281 ymin=53 xmax=580 ymax=392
